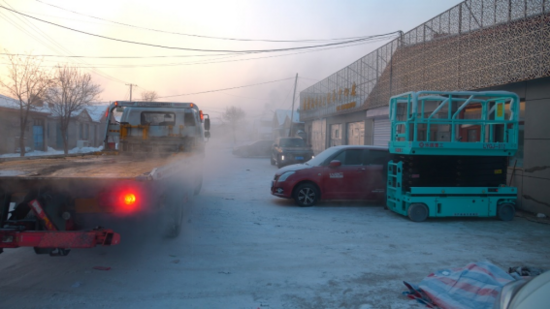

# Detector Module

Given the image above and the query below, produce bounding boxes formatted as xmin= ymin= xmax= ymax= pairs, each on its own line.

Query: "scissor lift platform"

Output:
xmin=386 ymin=91 xmax=520 ymax=222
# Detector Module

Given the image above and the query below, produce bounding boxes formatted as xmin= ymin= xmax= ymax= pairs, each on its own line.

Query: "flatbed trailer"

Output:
xmin=0 ymin=101 xmax=209 ymax=255
xmin=386 ymin=91 xmax=519 ymax=222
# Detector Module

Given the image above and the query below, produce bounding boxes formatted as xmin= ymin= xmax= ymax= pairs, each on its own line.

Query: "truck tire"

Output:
xmin=194 ymin=174 xmax=203 ymax=195
xmin=293 ymin=183 xmax=319 ymax=207
xmin=497 ymin=203 xmax=515 ymax=221
xmin=408 ymin=203 xmax=429 ymax=222
xmin=162 ymin=191 xmax=186 ymax=238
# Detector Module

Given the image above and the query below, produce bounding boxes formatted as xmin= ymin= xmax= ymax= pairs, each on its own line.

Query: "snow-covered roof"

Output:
xmin=274 ymin=110 xmax=300 ymax=126
xmin=0 ymin=94 xmax=51 ymax=114
xmin=275 ymin=110 xmax=289 ymax=126
xmin=86 ymin=105 xmax=109 ymax=122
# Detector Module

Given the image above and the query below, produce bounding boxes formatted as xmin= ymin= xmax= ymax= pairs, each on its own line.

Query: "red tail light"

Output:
xmin=123 ymin=193 xmax=136 ymax=205
xmin=117 ymin=191 xmax=138 ymax=213
xmin=99 ymin=187 xmax=143 ymax=215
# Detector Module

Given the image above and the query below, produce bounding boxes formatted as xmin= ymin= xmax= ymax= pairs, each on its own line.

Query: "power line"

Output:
xmin=0 ymin=52 xmax=234 ymax=59
xmin=35 ymin=0 xmax=387 ymax=43
xmin=0 ymin=35 xmax=395 ymax=69
xmin=0 ymin=1 xmax=137 ymax=88
xmin=157 ymin=77 xmax=295 ymax=99
xmin=0 ymin=5 xmax=400 ymax=54
xmin=0 ymin=31 xmax=393 ymax=61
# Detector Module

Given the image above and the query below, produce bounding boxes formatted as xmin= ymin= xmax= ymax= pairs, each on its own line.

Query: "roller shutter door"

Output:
xmin=373 ymin=117 xmax=391 ymax=147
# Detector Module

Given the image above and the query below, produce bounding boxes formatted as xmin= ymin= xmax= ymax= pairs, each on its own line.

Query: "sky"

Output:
xmin=0 ymin=0 xmax=463 ymax=121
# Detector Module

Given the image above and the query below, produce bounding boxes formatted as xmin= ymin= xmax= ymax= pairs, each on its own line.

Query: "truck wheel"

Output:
xmin=408 ymin=203 xmax=428 ymax=222
xmin=194 ymin=174 xmax=203 ymax=195
xmin=162 ymin=193 xmax=185 ymax=238
xmin=293 ymin=183 xmax=319 ymax=207
xmin=497 ymin=203 xmax=515 ymax=221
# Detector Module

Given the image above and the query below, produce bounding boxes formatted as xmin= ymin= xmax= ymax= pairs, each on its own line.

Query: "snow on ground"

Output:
xmin=1 ymin=140 xmax=550 ymax=308
xmin=0 ymin=146 xmax=103 ymax=158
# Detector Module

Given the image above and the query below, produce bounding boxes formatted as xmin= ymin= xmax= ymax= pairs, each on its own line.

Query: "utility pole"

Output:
xmin=288 ymin=73 xmax=298 ymax=137
xmin=126 ymin=84 xmax=137 ymax=101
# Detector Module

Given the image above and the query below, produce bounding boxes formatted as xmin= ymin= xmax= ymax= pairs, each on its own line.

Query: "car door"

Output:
xmin=358 ymin=149 xmax=389 ymax=200
xmin=320 ymin=149 xmax=364 ymax=199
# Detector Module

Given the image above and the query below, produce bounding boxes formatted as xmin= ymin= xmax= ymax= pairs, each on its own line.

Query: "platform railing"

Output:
xmin=389 ymin=91 xmax=519 ymax=156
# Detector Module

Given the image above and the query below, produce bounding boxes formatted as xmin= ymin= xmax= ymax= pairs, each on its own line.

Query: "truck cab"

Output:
xmin=105 ymin=101 xmax=210 ymax=154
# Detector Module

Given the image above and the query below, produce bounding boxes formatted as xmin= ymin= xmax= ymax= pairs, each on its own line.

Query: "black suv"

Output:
xmin=271 ymin=137 xmax=314 ymax=168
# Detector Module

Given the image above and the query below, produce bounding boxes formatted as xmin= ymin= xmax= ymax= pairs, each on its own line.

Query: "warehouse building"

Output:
xmin=300 ymin=0 xmax=550 ymax=215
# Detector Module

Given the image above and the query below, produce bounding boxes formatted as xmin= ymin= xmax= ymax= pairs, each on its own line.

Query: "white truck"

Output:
xmin=0 ymin=101 xmax=210 ymax=256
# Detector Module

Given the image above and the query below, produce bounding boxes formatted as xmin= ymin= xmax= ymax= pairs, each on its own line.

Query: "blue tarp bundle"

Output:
xmin=403 ymin=261 xmax=514 ymax=309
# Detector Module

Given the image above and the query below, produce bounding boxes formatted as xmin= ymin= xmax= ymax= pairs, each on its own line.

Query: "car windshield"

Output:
xmin=279 ymin=138 xmax=305 ymax=147
xmin=304 ymin=147 xmax=341 ymax=166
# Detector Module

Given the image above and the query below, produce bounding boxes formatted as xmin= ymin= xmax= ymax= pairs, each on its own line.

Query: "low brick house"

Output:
xmin=0 ymin=94 xmax=108 ymax=154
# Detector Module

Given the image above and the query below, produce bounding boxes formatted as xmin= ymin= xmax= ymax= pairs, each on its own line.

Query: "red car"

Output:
xmin=271 ymin=145 xmax=390 ymax=206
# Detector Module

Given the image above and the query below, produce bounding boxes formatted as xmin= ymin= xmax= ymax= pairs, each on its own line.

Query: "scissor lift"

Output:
xmin=386 ymin=91 xmax=519 ymax=222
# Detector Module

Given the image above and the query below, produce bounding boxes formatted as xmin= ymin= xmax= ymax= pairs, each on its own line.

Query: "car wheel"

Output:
xmin=294 ymin=183 xmax=319 ymax=207
xmin=497 ymin=203 xmax=515 ymax=221
xmin=408 ymin=203 xmax=429 ymax=222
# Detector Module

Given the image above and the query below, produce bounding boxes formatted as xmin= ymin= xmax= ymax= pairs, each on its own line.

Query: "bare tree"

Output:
xmin=222 ymin=106 xmax=246 ymax=143
xmin=140 ymin=90 xmax=158 ymax=102
xmin=46 ymin=64 xmax=102 ymax=154
xmin=0 ymin=52 xmax=51 ymax=156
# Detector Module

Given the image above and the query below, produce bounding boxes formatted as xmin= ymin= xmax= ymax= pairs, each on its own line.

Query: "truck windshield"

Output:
xmin=279 ymin=138 xmax=305 ymax=147
xmin=141 ymin=112 xmax=175 ymax=126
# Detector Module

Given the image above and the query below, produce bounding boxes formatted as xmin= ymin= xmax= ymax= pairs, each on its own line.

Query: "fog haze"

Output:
xmin=0 ymin=0 xmax=463 ymax=120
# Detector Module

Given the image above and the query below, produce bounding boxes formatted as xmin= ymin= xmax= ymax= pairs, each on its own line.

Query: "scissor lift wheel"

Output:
xmin=497 ymin=203 xmax=515 ymax=221
xmin=408 ymin=203 xmax=429 ymax=222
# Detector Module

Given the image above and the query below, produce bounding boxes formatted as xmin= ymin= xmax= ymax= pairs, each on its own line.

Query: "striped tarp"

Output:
xmin=404 ymin=261 xmax=514 ymax=309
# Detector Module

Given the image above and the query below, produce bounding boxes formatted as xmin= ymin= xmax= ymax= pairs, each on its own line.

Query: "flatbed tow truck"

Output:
xmin=0 ymin=101 xmax=210 ymax=256
xmin=386 ymin=91 xmax=519 ymax=222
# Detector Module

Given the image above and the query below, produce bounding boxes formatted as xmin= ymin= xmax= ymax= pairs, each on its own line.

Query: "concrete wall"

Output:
xmin=483 ymin=76 xmax=550 ymax=216
xmin=0 ymin=108 xmax=49 ymax=153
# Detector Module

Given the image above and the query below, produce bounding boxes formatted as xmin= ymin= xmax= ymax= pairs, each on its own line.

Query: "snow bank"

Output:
xmin=0 ymin=146 xmax=103 ymax=158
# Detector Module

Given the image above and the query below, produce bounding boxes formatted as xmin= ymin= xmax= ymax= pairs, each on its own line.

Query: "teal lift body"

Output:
xmin=386 ymin=91 xmax=519 ymax=221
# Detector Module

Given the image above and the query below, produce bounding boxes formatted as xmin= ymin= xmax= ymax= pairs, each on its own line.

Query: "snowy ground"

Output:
xmin=0 ymin=146 xmax=103 ymax=158
xmin=1 ymin=141 xmax=550 ymax=309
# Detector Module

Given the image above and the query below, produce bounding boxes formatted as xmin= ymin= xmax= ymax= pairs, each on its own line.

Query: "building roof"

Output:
xmin=274 ymin=110 xmax=300 ymax=126
xmin=85 ymin=105 xmax=109 ymax=122
xmin=0 ymin=94 xmax=51 ymax=114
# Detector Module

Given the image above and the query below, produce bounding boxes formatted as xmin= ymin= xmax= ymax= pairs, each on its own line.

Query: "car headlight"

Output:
xmin=281 ymin=155 xmax=285 ymax=160
xmin=278 ymin=171 xmax=295 ymax=182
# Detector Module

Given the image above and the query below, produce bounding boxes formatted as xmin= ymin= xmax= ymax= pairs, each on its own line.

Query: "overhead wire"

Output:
xmin=0 ymin=52 xmax=234 ymax=59
xmin=0 ymin=1 xmax=145 ymax=91
xmin=0 ymin=5 xmax=400 ymax=54
xmin=35 ymin=0 xmax=388 ymax=43
xmin=0 ymin=34 xmax=397 ymax=69
xmin=157 ymin=77 xmax=295 ymax=99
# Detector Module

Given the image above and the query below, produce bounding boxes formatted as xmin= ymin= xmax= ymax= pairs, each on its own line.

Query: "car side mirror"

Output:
xmin=329 ymin=160 xmax=341 ymax=168
xmin=204 ymin=118 xmax=211 ymax=131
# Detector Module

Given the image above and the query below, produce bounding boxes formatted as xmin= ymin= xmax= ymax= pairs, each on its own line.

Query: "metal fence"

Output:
xmin=300 ymin=0 xmax=550 ymax=121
